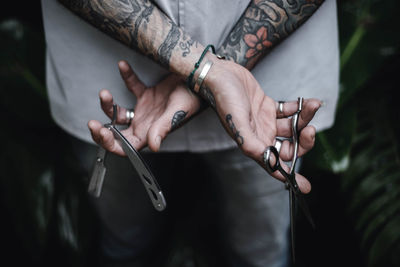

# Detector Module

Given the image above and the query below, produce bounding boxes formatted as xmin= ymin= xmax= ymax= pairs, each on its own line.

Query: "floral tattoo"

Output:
xmin=218 ymin=0 xmax=325 ymax=69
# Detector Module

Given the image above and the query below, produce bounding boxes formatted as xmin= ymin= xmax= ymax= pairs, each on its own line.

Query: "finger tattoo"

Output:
xmin=199 ymin=86 xmax=216 ymax=109
xmin=226 ymin=114 xmax=244 ymax=145
xmin=171 ymin=110 xmax=187 ymax=130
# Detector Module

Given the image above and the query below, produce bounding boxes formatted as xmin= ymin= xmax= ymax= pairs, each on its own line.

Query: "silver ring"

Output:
xmin=126 ymin=109 xmax=135 ymax=125
xmin=278 ymin=101 xmax=284 ymax=114
xmin=274 ymin=138 xmax=283 ymax=153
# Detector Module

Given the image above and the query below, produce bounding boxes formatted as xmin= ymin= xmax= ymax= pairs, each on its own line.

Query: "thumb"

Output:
xmin=147 ymin=108 xmax=192 ymax=152
xmin=147 ymin=84 xmax=202 ymax=151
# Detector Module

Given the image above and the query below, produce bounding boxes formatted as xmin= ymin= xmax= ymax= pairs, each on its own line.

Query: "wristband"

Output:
xmin=187 ymin=44 xmax=216 ymax=91
xmin=193 ymin=61 xmax=213 ymax=93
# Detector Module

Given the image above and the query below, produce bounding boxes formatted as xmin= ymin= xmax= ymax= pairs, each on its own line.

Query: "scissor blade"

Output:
xmin=88 ymin=146 xmax=107 ymax=197
xmin=289 ymin=188 xmax=296 ymax=264
xmin=108 ymin=125 xmax=167 ymax=211
xmin=296 ymin=193 xmax=315 ymax=229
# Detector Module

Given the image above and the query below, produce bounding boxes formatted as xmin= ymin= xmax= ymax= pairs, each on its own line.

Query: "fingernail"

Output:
xmin=155 ymin=136 xmax=161 ymax=146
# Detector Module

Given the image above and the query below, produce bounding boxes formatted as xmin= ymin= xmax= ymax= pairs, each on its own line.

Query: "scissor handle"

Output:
xmin=264 ymin=140 xmax=300 ymax=194
xmin=263 ymin=145 xmax=281 ymax=174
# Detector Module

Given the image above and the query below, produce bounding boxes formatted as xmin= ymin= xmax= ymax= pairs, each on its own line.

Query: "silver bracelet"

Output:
xmin=193 ymin=60 xmax=213 ymax=93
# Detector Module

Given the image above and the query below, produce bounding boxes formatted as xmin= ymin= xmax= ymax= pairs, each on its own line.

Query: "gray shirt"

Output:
xmin=41 ymin=0 xmax=339 ymax=152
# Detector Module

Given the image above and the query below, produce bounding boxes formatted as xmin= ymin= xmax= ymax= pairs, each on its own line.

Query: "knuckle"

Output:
xmin=241 ymin=143 xmax=253 ymax=157
xmin=241 ymin=142 xmax=261 ymax=159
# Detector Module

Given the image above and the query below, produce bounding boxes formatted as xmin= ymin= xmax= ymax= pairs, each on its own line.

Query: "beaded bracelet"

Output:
xmin=187 ymin=44 xmax=216 ymax=91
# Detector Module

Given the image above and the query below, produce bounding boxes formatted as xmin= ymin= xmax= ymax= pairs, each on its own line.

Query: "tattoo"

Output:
xmin=157 ymin=20 xmax=181 ymax=67
xmin=171 ymin=110 xmax=187 ymax=130
xmin=226 ymin=114 xmax=244 ymax=146
xmin=179 ymin=33 xmax=197 ymax=57
xmin=218 ymin=0 xmax=325 ymax=69
xmin=131 ymin=3 xmax=154 ymax=48
xmin=199 ymin=86 xmax=216 ymax=109
xmin=58 ymin=0 xmax=198 ymax=70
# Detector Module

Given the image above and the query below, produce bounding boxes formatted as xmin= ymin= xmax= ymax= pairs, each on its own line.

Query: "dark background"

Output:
xmin=1 ymin=1 xmax=399 ymax=266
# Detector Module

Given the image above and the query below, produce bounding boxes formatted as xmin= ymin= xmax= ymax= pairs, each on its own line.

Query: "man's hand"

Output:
xmin=88 ymin=60 xmax=201 ymax=154
xmin=199 ymin=58 xmax=322 ymax=193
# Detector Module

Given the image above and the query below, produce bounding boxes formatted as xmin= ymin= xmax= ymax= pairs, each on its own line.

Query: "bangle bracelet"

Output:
xmin=187 ymin=44 xmax=216 ymax=91
xmin=194 ymin=61 xmax=213 ymax=93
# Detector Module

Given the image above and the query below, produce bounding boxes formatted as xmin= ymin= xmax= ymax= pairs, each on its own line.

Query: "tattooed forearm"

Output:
xmin=158 ymin=21 xmax=181 ymax=67
xmin=198 ymin=86 xmax=216 ymax=110
xmin=171 ymin=110 xmax=187 ymax=130
xmin=226 ymin=114 xmax=244 ymax=146
xmin=58 ymin=0 xmax=201 ymax=72
xmin=218 ymin=0 xmax=325 ymax=69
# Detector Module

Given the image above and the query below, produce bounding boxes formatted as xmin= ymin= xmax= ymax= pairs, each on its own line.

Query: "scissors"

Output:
xmin=263 ymin=97 xmax=315 ymax=263
xmin=88 ymin=104 xmax=167 ymax=211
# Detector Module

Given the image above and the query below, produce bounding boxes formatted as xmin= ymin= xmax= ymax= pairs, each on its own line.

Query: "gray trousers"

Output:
xmin=71 ymin=137 xmax=290 ymax=267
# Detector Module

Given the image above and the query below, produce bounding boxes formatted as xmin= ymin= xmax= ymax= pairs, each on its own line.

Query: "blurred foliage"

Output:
xmin=305 ymin=0 xmax=400 ymax=266
xmin=1 ymin=0 xmax=400 ymax=266
xmin=0 ymin=19 xmax=97 ymax=266
xmin=315 ymin=0 xmax=400 ymax=171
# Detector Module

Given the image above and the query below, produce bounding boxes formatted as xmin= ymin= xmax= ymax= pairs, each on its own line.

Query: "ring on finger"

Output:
xmin=126 ymin=109 xmax=135 ymax=125
xmin=274 ymin=138 xmax=283 ymax=153
xmin=278 ymin=101 xmax=285 ymax=114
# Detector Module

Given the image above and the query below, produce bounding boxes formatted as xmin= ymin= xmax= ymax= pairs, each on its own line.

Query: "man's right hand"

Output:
xmin=88 ymin=60 xmax=202 ymax=154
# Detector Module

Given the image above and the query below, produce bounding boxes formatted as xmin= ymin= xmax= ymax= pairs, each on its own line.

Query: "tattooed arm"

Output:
xmin=67 ymin=0 xmax=321 ymax=191
xmin=58 ymin=0 xmax=215 ymax=78
xmin=58 ymin=0 xmax=324 ymax=101
xmin=196 ymin=0 xmax=325 ymax=132
xmin=218 ymin=0 xmax=325 ymax=70
xmin=194 ymin=0 xmax=324 ymax=150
